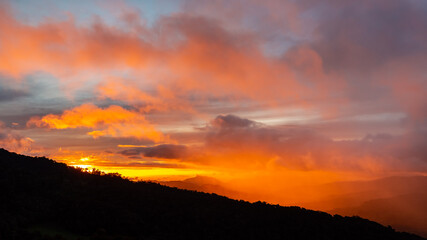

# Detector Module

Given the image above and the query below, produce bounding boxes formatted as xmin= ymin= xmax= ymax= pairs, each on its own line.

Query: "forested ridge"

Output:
xmin=0 ymin=148 xmax=424 ymax=240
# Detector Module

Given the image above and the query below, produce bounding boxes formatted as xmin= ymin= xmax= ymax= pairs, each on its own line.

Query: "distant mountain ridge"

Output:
xmin=159 ymin=172 xmax=427 ymax=237
xmin=0 ymin=148 xmax=425 ymax=240
xmin=331 ymin=192 xmax=427 ymax=238
xmin=158 ymin=175 xmax=250 ymax=200
xmin=299 ymin=175 xmax=427 ymax=237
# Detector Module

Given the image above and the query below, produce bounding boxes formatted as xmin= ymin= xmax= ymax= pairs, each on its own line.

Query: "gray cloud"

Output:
xmin=307 ymin=0 xmax=427 ymax=72
xmin=211 ymin=114 xmax=260 ymax=129
xmin=0 ymin=78 xmax=30 ymax=102
xmin=0 ymin=87 xmax=29 ymax=102
xmin=119 ymin=144 xmax=188 ymax=159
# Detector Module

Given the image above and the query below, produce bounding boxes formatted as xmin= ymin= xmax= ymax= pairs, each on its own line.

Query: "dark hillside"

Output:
xmin=0 ymin=148 xmax=424 ymax=240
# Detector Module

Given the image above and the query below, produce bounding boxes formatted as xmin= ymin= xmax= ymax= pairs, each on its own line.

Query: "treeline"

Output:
xmin=0 ymin=148 xmax=424 ymax=240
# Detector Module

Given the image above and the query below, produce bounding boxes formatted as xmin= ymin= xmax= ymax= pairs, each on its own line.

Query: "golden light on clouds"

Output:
xmin=27 ymin=103 xmax=167 ymax=142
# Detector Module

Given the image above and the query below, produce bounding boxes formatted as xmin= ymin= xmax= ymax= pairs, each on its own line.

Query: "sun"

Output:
xmin=79 ymin=157 xmax=90 ymax=162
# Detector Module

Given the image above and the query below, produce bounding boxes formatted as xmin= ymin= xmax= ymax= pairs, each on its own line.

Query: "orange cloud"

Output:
xmin=97 ymin=80 xmax=195 ymax=113
xmin=0 ymin=0 xmax=424 ymax=124
xmin=27 ymin=103 xmax=166 ymax=142
xmin=0 ymin=5 xmax=157 ymax=79
xmin=162 ymin=15 xmax=306 ymax=102
xmin=0 ymin=5 xmax=335 ymax=109
xmin=155 ymin=115 xmax=427 ymax=174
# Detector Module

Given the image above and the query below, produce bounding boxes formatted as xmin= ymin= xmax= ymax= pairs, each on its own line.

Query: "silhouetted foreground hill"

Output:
xmin=0 ymin=149 xmax=424 ymax=240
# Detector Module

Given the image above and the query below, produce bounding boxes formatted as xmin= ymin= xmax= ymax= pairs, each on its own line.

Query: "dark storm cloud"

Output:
xmin=119 ymin=144 xmax=188 ymax=159
xmin=205 ymin=114 xmax=280 ymax=150
xmin=0 ymin=87 xmax=28 ymax=102
xmin=210 ymin=114 xmax=260 ymax=129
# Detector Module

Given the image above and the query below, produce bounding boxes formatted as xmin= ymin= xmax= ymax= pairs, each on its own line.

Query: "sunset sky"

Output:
xmin=1 ymin=0 xmax=426 ymax=205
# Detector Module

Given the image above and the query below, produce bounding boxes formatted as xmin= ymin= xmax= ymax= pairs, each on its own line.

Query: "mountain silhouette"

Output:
xmin=296 ymin=176 xmax=427 ymax=237
xmin=159 ymin=174 xmax=427 ymax=237
xmin=0 ymin=148 xmax=425 ymax=240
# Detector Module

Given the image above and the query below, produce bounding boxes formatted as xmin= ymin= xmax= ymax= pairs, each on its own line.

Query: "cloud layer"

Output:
xmin=0 ymin=0 xmax=425 ymax=184
xmin=188 ymin=115 xmax=427 ymax=172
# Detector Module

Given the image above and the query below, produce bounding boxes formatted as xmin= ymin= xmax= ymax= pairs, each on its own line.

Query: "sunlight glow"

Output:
xmin=79 ymin=157 xmax=90 ymax=162
xmin=70 ymin=164 xmax=92 ymax=169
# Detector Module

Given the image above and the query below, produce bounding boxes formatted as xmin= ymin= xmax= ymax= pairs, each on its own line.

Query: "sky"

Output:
xmin=1 ymin=0 xmax=427 ymax=205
